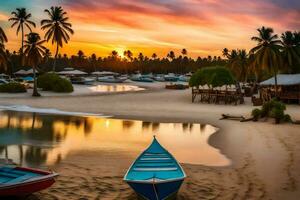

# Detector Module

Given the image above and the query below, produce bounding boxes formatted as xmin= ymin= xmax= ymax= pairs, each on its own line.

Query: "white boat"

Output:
xmin=97 ymin=76 xmax=127 ymax=83
xmin=164 ymin=73 xmax=178 ymax=82
xmin=131 ymin=74 xmax=153 ymax=82
xmin=153 ymin=74 xmax=165 ymax=82
xmin=178 ymin=75 xmax=190 ymax=82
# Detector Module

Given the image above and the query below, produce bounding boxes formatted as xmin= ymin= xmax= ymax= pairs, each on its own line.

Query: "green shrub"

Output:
xmin=189 ymin=66 xmax=236 ymax=87
xmin=37 ymin=73 xmax=60 ymax=91
xmin=261 ymin=101 xmax=272 ymax=117
xmin=37 ymin=73 xmax=73 ymax=93
xmin=252 ymin=98 xmax=291 ymax=124
xmin=251 ymin=108 xmax=261 ymax=121
xmin=0 ymin=82 xmax=26 ymax=93
xmin=52 ymin=78 xmax=73 ymax=93
xmin=270 ymin=108 xmax=284 ymax=124
xmin=283 ymin=114 xmax=292 ymax=123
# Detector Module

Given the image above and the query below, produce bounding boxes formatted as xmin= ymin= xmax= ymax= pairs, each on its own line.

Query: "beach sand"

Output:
xmin=1 ymin=84 xmax=300 ymax=200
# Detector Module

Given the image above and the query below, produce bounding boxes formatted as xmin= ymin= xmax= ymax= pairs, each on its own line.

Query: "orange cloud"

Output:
xmin=1 ymin=0 xmax=299 ymax=58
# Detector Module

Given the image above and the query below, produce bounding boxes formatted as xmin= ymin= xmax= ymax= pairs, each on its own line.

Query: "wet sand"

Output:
xmin=1 ymin=84 xmax=300 ymax=200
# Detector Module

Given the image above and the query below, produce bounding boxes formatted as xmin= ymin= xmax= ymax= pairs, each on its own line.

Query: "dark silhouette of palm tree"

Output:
xmin=124 ymin=50 xmax=133 ymax=61
xmin=138 ymin=52 xmax=144 ymax=61
xmin=250 ymin=26 xmax=282 ymax=95
xmin=181 ymin=49 xmax=187 ymax=56
xmin=9 ymin=8 xmax=36 ymax=63
xmin=41 ymin=6 xmax=74 ymax=71
xmin=24 ymin=33 xmax=46 ymax=97
xmin=0 ymin=27 xmax=8 ymax=69
xmin=222 ymin=48 xmax=229 ymax=58
xmin=90 ymin=53 xmax=97 ymax=71
xmin=167 ymin=51 xmax=175 ymax=61
xmin=280 ymin=31 xmax=300 ymax=73
xmin=111 ymin=50 xmax=118 ymax=59
xmin=151 ymin=53 xmax=157 ymax=60
xmin=0 ymin=27 xmax=8 ymax=44
xmin=77 ymin=50 xmax=85 ymax=60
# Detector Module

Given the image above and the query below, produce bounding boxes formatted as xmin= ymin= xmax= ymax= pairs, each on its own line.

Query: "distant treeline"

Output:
xmin=6 ymin=50 xmax=227 ymax=75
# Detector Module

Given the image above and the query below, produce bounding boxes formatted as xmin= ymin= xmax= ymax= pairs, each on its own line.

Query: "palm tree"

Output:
xmin=138 ymin=53 xmax=144 ymax=61
xmin=90 ymin=53 xmax=97 ymax=72
xmin=77 ymin=50 xmax=84 ymax=60
xmin=151 ymin=53 xmax=157 ymax=60
xmin=181 ymin=49 xmax=187 ymax=56
xmin=280 ymin=31 xmax=300 ymax=73
xmin=9 ymin=8 xmax=36 ymax=59
xmin=124 ymin=50 xmax=133 ymax=61
xmin=233 ymin=50 xmax=249 ymax=82
xmin=0 ymin=27 xmax=8 ymax=70
xmin=0 ymin=27 xmax=8 ymax=44
xmin=250 ymin=26 xmax=282 ymax=95
xmin=111 ymin=50 xmax=118 ymax=59
xmin=167 ymin=51 xmax=175 ymax=61
xmin=222 ymin=48 xmax=229 ymax=58
xmin=41 ymin=6 xmax=74 ymax=71
xmin=24 ymin=33 xmax=46 ymax=97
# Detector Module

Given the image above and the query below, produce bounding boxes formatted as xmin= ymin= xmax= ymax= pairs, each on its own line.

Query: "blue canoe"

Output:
xmin=0 ymin=165 xmax=58 ymax=196
xmin=124 ymin=136 xmax=186 ymax=200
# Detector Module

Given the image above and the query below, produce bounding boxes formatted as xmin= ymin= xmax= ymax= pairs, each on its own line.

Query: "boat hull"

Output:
xmin=0 ymin=167 xmax=58 ymax=196
xmin=127 ymin=179 xmax=184 ymax=200
xmin=0 ymin=177 xmax=55 ymax=196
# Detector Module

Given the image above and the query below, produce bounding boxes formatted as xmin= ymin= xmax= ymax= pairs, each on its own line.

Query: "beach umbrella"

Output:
xmin=14 ymin=69 xmax=28 ymax=75
xmin=92 ymin=71 xmax=118 ymax=76
xmin=58 ymin=70 xmax=87 ymax=75
xmin=25 ymin=69 xmax=38 ymax=75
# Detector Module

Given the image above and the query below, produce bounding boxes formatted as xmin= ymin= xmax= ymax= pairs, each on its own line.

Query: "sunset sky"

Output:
xmin=0 ymin=0 xmax=299 ymax=58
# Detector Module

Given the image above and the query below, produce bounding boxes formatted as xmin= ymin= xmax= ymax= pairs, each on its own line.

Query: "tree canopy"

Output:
xmin=189 ymin=66 xmax=236 ymax=87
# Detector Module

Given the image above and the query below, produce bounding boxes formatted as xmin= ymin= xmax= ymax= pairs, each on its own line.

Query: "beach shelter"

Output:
xmin=58 ymin=70 xmax=87 ymax=75
xmin=92 ymin=71 xmax=118 ymax=76
xmin=25 ymin=69 xmax=39 ymax=75
xmin=260 ymin=74 xmax=300 ymax=86
xmin=259 ymin=74 xmax=300 ymax=103
xmin=14 ymin=69 xmax=28 ymax=75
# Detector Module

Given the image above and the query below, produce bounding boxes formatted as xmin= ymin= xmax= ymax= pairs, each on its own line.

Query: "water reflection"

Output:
xmin=0 ymin=111 xmax=229 ymax=168
xmin=89 ymin=84 xmax=144 ymax=93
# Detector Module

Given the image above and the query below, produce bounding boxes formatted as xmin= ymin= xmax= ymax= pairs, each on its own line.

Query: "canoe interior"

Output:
xmin=125 ymin=138 xmax=185 ymax=181
xmin=0 ymin=166 xmax=46 ymax=184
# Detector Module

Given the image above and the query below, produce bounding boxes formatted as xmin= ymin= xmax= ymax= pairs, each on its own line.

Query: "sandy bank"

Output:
xmin=1 ymin=84 xmax=300 ymax=199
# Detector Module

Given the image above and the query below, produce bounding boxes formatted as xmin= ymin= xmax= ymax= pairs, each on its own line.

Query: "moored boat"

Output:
xmin=130 ymin=74 xmax=154 ymax=82
xmin=97 ymin=76 xmax=127 ymax=83
xmin=124 ymin=136 xmax=186 ymax=200
xmin=0 ymin=165 xmax=58 ymax=196
xmin=164 ymin=73 xmax=178 ymax=82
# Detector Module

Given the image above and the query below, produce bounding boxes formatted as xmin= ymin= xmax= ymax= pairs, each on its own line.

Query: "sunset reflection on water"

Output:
xmin=0 ymin=111 xmax=229 ymax=167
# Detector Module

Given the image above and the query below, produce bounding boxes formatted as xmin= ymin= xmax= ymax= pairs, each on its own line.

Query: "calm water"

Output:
xmin=0 ymin=111 xmax=229 ymax=168
xmin=89 ymin=84 xmax=144 ymax=92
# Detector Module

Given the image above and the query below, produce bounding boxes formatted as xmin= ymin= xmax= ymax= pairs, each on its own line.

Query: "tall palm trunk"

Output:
xmin=274 ymin=71 xmax=278 ymax=97
xmin=53 ymin=43 xmax=59 ymax=72
xmin=32 ymin=66 xmax=40 ymax=96
xmin=21 ymin=24 xmax=24 ymax=66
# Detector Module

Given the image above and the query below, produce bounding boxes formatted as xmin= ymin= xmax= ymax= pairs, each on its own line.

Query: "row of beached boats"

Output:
xmin=0 ymin=137 xmax=185 ymax=199
xmin=67 ymin=72 xmax=191 ymax=85
xmin=2 ymin=69 xmax=191 ymax=86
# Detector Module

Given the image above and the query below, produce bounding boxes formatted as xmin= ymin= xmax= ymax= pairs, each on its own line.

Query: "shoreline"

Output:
xmin=0 ymin=84 xmax=300 ymax=199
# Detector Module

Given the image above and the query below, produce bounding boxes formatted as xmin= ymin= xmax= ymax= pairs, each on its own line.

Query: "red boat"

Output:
xmin=0 ymin=166 xmax=58 ymax=196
